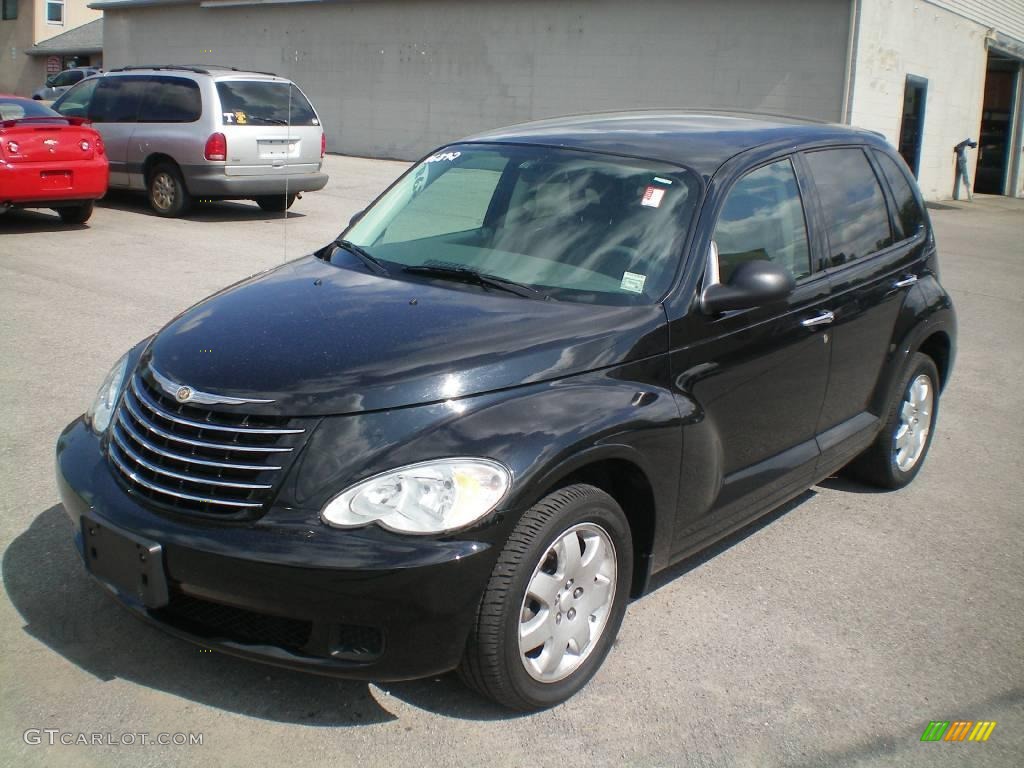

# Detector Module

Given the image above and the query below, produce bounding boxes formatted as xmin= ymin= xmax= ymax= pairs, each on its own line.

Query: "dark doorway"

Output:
xmin=897 ymin=75 xmax=928 ymax=177
xmin=975 ymin=53 xmax=1019 ymax=195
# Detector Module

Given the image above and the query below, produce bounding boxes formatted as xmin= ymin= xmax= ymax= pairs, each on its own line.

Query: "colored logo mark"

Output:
xmin=920 ymin=721 xmax=997 ymax=742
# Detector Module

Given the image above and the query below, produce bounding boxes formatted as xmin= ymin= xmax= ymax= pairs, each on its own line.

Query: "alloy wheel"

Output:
xmin=893 ymin=373 xmax=933 ymax=472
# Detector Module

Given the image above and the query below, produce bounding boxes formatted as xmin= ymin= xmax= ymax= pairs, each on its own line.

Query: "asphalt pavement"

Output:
xmin=1 ymin=155 xmax=1021 ymax=767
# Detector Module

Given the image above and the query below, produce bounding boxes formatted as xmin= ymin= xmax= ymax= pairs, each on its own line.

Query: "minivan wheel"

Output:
xmin=847 ymin=352 xmax=940 ymax=489
xmin=255 ymin=194 xmax=297 ymax=212
xmin=147 ymin=163 xmax=192 ymax=217
xmin=459 ymin=484 xmax=632 ymax=710
xmin=55 ymin=201 xmax=94 ymax=224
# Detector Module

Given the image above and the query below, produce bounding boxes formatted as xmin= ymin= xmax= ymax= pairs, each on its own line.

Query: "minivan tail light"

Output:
xmin=321 ymin=132 xmax=326 ymax=158
xmin=205 ymin=132 xmax=227 ymax=162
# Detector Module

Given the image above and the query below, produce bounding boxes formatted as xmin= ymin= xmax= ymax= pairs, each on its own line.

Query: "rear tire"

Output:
xmin=255 ymin=194 xmax=297 ymax=212
xmin=147 ymin=163 xmax=191 ymax=218
xmin=55 ymin=201 xmax=94 ymax=224
xmin=458 ymin=484 xmax=632 ymax=710
xmin=846 ymin=352 xmax=940 ymax=489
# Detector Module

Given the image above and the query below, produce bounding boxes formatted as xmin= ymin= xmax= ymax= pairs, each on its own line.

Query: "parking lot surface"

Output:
xmin=1 ymin=155 xmax=1022 ymax=767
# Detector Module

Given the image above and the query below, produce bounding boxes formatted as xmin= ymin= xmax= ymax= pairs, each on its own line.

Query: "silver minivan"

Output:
xmin=52 ymin=66 xmax=328 ymax=216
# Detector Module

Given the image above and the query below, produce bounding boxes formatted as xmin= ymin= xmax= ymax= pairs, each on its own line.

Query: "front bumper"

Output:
xmin=56 ymin=417 xmax=497 ymax=681
xmin=181 ymin=167 xmax=329 ymax=199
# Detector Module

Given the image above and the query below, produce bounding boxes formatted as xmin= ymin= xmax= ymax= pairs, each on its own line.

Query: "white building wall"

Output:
xmin=848 ymin=0 xmax=997 ymax=199
xmin=101 ymin=0 xmax=852 ymax=162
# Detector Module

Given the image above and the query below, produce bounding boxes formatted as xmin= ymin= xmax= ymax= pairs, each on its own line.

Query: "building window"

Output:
xmin=2 ymin=0 xmax=17 ymax=21
xmin=46 ymin=0 xmax=63 ymax=24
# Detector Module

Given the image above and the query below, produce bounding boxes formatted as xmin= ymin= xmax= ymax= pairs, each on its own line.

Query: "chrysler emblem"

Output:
xmin=149 ymin=366 xmax=275 ymax=406
xmin=175 ymin=386 xmax=193 ymax=403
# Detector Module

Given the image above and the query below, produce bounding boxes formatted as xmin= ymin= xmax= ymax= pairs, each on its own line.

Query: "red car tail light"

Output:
xmin=205 ymin=132 xmax=227 ymax=162
xmin=6 ymin=141 xmax=19 ymax=155
xmin=95 ymin=136 xmax=105 ymax=155
xmin=321 ymin=132 xmax=326 ymax=158
xmin=80 ymin=140 xmax=91 ymax=152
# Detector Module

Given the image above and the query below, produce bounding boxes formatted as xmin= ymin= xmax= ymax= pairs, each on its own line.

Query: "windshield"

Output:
xmin=340 ymin=143 xmax=701 ymax=305
xmin=0 ymin=98 xmax=61 ymax=120
xmin=215 ymin=81 xmax=319 ymax=126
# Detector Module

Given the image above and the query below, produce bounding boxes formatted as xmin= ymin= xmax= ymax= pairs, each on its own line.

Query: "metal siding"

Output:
xmin=927 ymin=0 xmax=1024 ymax=45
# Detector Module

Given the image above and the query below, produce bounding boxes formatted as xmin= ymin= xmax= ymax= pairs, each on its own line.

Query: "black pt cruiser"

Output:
xmin=57 ymin=112 xmax=956 ymax=710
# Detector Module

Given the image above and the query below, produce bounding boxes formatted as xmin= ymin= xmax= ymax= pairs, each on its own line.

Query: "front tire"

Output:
xmin=147 ymin=163 xmax=192 ymax=217
xmin=55 ymin=201 xmax=94 ymax=224
xmin=848 ymin=352 xmax=940 ymax=489
xmin=459 ymin=484 xmax=632 ymax=710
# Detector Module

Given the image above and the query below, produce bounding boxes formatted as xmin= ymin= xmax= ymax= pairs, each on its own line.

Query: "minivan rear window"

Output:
xmin=215 ymin=81 xmax=319 ymax=127
xmin=138 ymin=76 xmax=202 ymax=123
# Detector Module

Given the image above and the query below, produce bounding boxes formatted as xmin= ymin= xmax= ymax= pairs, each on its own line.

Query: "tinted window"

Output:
xmin=805 ymin=149 xmax=893 ymax=266
xmin=874 ymin=151 xmax=925 ymax=239
xmin=714 ymin=158 xmax=811 ymax=282
xmin=53 ymin=77 xmax=98 ymax=118
xmin=51 ymin=70 xmax=81 ymax=87
xmin=215 ymin=81 xmax=318 ymax=126
xmin=0 ymin=98 xmax=60 ymax=120
xmin=2 ymin=0 xmax=17 ymax=21
xmin=90 ymin=77 xmax=147 ymax=123
xmin=139 ymin=77 xmax=202 ymax=123
xmin=344 ymin=144 xmax=701 ymax=305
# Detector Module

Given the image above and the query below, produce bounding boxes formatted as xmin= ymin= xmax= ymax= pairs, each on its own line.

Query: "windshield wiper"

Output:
xmin=248 ymin=116 xmax=290 ymax=125
xmin=333 ymin=239 xmax=390 ymax=275
xmin=402 ymin=265 xmax=549 ymax=300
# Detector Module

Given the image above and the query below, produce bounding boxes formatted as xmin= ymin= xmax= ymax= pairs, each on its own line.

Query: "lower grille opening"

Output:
xmin=331 ymin=624 xmax=384 ymax=660
xmin=152 ymin=593 xmax=312 ymax=653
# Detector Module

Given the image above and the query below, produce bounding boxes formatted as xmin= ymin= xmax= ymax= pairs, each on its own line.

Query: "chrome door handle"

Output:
xmin=801 ymin=310 xmax=835 ymax=328
xmin=893 ymin=275 xmax=918 ymax=288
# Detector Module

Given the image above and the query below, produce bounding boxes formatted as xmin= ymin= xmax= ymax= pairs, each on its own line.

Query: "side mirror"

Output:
xmin=701 ymin=260 xmax=795 ymax=314
xmin=45 ymin=76 xmax=57 ymax=87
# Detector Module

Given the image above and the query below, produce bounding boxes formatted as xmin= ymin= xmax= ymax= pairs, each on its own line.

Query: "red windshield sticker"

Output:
xmin=642 ymin=186 xmax=665 ymax=208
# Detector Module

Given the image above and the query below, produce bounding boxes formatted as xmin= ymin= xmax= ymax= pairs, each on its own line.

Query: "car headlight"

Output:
xmin=86 ymin=353 xmax=129 ymax=435
xmin=321 ymin=458 xmax=511 ymax=534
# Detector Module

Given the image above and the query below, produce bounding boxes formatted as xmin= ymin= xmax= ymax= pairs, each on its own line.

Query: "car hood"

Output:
xmin=143 ymin=255 xmax=668 ymax=416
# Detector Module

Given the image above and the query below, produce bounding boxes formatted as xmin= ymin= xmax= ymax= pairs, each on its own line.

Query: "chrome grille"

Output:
xmin=107 ymin=372 xmax=306 ymax=518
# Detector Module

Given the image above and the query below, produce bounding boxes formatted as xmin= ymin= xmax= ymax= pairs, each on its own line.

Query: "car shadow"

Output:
xmin=98 ymin=190 xmax=307 ymax=223
xmin=646 ymin=489 xmax=817 ymax=594
xmin=0 ymin=208 xmax=91 ymax=233
xmin=7 ymin=489 xmax=832 ymax=724
xmin=3 ymin=505 xmax=523 ymax=724
xmin=815 ymin=475 xmax=889 ymax=495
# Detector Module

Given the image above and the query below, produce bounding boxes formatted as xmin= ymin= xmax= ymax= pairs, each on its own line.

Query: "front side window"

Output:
xmin=138 ymin=77 xmax=202 ymax=123
xmin=713 ymin=158 xmax=811 ymax=283
xmin=805 ymin=148 xmax=893 ymax=267
xmin=342 ymin=144 xmax=702 ymax=305
xmin=874 ymin=150 xmax=925 ymax=240
xmin=215 ymin=81 xmax=318 ymax=126
xmin=46 ymin=0 xmax=62 ymax=23
xmin=52 ymin=77 xmax=99 ymax=118
xmin=2 ymin=0 xmax=17 ymax=21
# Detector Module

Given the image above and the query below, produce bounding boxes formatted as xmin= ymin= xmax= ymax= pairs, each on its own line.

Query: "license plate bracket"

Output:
xmin=81 ymin=516 xmax=169 ymax=608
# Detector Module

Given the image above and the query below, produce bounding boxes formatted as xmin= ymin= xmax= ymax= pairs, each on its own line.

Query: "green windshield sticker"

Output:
xmin=653 ymin=176 xmax=673 ymax=185
xmin=620 ymin=271 xmax=647 ymax=293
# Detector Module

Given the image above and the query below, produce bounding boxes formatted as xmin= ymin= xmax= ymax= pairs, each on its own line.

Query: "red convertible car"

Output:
xmin=1 ymin=94 xmax=108 ymax=223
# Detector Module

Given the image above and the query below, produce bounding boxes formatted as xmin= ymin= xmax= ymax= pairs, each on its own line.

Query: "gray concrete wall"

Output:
xmin=102 ymin=0 xmax=852 ymax=160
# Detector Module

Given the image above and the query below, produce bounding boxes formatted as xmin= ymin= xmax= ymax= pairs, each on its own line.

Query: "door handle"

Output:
xmin=893 ymin=275 xmax=918 ymax=288
xmin=801 ymin=310 xmax=835 ymax=328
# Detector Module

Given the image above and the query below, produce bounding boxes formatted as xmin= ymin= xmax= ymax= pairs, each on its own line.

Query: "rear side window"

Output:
xmin=89 ymin=76 xmax=147 ymax=123
xmin=215 ymin=81 xmax=319 ymax=127
xmin=874 ymin=151 xmax=926 ymax=239
xmin=805 ymin=148 xmax=893 ymax=266
xmin=138 ymin=77 xmax=202 ymax=123
xmin=713 ymin=158 xmax=811 ymax=282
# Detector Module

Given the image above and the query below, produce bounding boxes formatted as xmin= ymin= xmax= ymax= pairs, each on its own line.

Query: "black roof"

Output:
xmin=464 ymin=111 xmax=884 ymax=177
